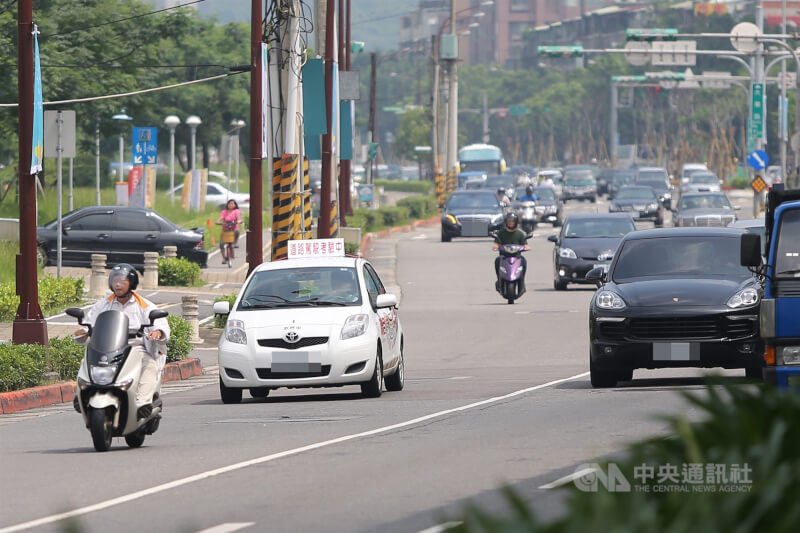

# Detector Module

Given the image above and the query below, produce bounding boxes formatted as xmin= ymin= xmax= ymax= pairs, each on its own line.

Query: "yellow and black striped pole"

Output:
xmin=329 ymin=199 xmax=339 ymax=237
xmin=302 ymin=157 xmax=312 ymax=239
xmin=446 ymin=169 xmax=457 ymax=195
xmin=271 ymin=155 xmax=301 ymax=260
xmin=435 ymin=171 xmax=446 ymax=211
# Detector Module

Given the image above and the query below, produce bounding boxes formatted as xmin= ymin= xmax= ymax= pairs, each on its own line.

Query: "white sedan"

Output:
xmin=172 ymin=181 xmax=250 ymax=210
xmin=212 ymin=240 xmax=404 ymax=402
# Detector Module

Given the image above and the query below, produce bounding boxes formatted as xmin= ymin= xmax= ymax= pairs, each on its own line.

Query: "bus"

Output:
xmin=458 ymin=143 xmax=506 ymax=175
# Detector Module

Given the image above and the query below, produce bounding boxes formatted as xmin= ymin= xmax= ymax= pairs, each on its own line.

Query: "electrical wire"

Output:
xmin=0 ymin=71 xmax=244 ymax=107
xmin=42 ymin=0 xmax=207 ymax=39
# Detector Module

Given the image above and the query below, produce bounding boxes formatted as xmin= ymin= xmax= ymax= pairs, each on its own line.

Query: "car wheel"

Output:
xmin=655 ymin=218 xmax=664 ymax=227
xmin=385 ymin=342 xmax=404 ymax=392
xmin=441 ymin=230 xmax=451 ymax=242
xmin=590 ymin=196 xmax=597 ymax=203
xmin=36 ymin=246 xmax=48 ymax=267
xmin=219 ymin=378 xmax=242 ymax=404
xmin=249 ymin=387 xmax=270 ymax=398
xmin=745 ymin=367 xmax=763 ymax=380
xmin=361 ymin=345 xmax=384 ymax=398
xmin=590 ymin=358 xmax=618 ymax=388
xmin=552 ymin=218 xmax=562 ymax=227
xmin=554 ymin=279 xmax=567 ymax=291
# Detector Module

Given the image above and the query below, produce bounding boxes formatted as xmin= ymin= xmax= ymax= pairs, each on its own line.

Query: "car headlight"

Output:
xmin=341 ymin=314 xmax=369 ymax=340
xmin=225 ymin=319 xmax=248 ymax=344
xmin=558 ymin=247 xmax=577 ymax=259
xmin=90 ymin=365 xmax=118 ymax=385
xmin=663 ymin=192 xmax=672 ymax=199
xmin=781 ymin=346 xmax=800 ymax=365
xmin=490 ymin=213 xmax=504 ymax=224
xmin=647 ymin=203 xmax=658 ymax=210
xmin=727 ymin=287 xmax=759 ymax=309
xmin=444 ymin=214 xmax=457 ymax=225
xmin=596 ymin=291 xmax=627 ymax=310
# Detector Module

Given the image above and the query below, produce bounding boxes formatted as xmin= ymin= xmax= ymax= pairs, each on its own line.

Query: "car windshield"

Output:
xmin=611 ymin=173 xmax=635 ymax=184
xmin=636 ymin=179 xmax=667 ymax=192
xmin=484 ymin=176 xmax=514 ymax=189
xmin=238 ymin=267 xmax=362 ymax=309
xmin=565 ymin=177 xmax=595 ymax=187
xmin=534 ymin=188 xmax=556 ymax=201
xmin=616 ymin=188 xmax=656 ymax=200
xmin=678 ymin=194 xmax=731 ymax=210
xmin=775 ymin=208 xmax=800 ymax=275
xmin=447 ymin=194 xmax=499 ymax=209
xmin=613 ymin=236 xmax=749 ymax=280
xmin=563 ymin=218 xmax=635 ymax=238
xmin=565 ymin=170 xmax=593 ymax=180
xmin=638 ymin=169 xmax=668 ymax=180
xmin=691 ymin=174 xmax=718 ymax=184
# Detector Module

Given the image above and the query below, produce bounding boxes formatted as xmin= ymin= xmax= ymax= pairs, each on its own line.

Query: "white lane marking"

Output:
xmin=0 ymin=371 xmax=589 ymax=533
xmin=194 ymin=523 xmax=255 ymax=533
xmin=417 ymin=521 xmax=463 ymax=533
xmin=412 ymin=234 xmax=427 ymax=240
xmin=193 ymin=347 xmax=218 ymax=351
xmin=199 ymin=315 xmax=215 ymax=325
xmin=148 ymin=291 xmax=161 ymax=298
xmin=538 ymin=466 xmax=598 ymax=490
xmin=514 ymin=311 xmax=530 ymax=315
xmin=213 ymin=283 xmax=224 ymax=289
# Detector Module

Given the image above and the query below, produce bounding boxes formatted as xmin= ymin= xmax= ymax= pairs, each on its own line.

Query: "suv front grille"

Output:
xmin=257 ymin=337 xmax=328 ymax=350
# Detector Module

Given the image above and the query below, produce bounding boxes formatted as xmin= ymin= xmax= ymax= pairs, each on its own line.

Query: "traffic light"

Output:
xmin=536 ymin=45 xmax=584 ymax=58
xmin=626 ymin=28 xmax=678 ymax=42
xmin=368 ymin=142 xmax=378 ymax=160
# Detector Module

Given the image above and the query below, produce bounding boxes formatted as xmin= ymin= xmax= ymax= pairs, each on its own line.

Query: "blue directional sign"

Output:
xmin=132 ymin=127 xmax=158 ymax=165
xmin=746 ymin=149 xmax=769 ymax=170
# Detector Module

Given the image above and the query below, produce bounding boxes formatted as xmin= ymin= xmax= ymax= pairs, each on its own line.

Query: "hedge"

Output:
xmin=396 ymin=196 xmax=438 ymax=219
xmin=158 ymin=257 xmax=202 ymax=286
xmin=0 ymin=275 xmax=84 ymax=322
xmin=0 ymin=343 xmax=47 ymax=392
xmin=166 ymin=315 xmax=192 ymax=362
xmin=374 ymin=179 xmax=432 ymax=194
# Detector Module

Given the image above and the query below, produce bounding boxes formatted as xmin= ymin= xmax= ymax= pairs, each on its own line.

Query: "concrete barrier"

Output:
xmin=142 ymin=252 xmax=159 ymax=289
xmin=0 ymin=218 xmax=19 ymax=241
xmin=89 ymin=254 xmax=107 ymax=298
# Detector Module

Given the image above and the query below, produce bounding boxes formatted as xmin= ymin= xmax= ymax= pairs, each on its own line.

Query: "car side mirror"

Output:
xmin=734 ymin=205 xmax=741 ymax=211
xmin=740 ymin=233 xmax=762 ymax=267
xmin=585 ymin=267 xmax=606 ymax=284
xmin=547 ymin=235 xmax=559 ymax=244
xmin=62 ymin=225 xmax=71 ymax=234
xmin=212 ymin=301 xmax=231 ymax=315
xmin=376 ymin=293 xmax=398 ymax=309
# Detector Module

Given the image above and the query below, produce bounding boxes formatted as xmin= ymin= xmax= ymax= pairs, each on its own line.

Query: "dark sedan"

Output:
xmin=635 ymin=177 xmax=673 ymax=209
xmin=609 ymin=185 xmax=664 ymax=225
xmin=548 ymin=213 xmax=637 ymax=290
xmin=672 ymin=192 xmax=738 ymax=227
xmin=586 ymin=227 xmax=763 ymax=387
xmin=607 ymin=170 xmax=637 ymax=200
xmin=37 ymin=206 xmax=208 ymax=269
xmin=441 ymin=190 xmax=505 ymax=242
xmin=531 ymin=186 xmax=563 ymax=226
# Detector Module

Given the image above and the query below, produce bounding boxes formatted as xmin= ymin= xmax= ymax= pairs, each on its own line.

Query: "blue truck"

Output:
xmin=741 ymin=185 xmax=800 ymax=387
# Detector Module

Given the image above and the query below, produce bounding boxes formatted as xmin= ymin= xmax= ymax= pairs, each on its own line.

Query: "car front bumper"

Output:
xmin=555 ymin=258 xmax=608 ymax=284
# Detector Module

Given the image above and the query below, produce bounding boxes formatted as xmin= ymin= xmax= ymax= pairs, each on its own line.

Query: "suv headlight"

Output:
xmin=596 ymin=291 xmax=627 ymax=310
xmin=90 ymin=365 xmax=118 ymax=385
xmin=341 ymin=314 xmax=369 ymax=340
xmin=647 ymin=203 xmax=658 ymax=210
xmin=558 ymin=247 xmax=577 ymax=259
xmin=727 ymin=287 xmax=759 ymax=309
xmin=225 ymin=319 xmax=248 ymax=344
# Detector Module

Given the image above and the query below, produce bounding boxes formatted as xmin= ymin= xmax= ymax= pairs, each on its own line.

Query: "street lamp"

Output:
xmin=164 ymin=115 xmax=181 ymax=204
xmin=112 ymin=109 xmax=133 ymax=185
xmin=185 ymin=115 xmax=202 ymax=171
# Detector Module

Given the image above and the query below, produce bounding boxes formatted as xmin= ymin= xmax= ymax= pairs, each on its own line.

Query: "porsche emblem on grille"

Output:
xmin=673 ymin=297 xmax=680 ymax=302
xmin=283 ymin=331 xmax=300 ymax=343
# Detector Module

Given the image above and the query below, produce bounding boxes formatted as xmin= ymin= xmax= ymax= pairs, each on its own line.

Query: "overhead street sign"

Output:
xmin=132 ymin=127 xmax=158 ymax=165
xmin=730 ymin=22 xmax=760 ymax=53
xmin=624 ymin=41 xmax=650 ymax=66
xmin=626 ymin=28 xmax=678 ymax=42
xmin=652 ymin=40 xmax=696 ymax=66
xmin=701 ymin=71 xmax=732 ymax=89
xmin=751 ymin=83 xmax=765 ymax=141
xmin=536 ymin=45 xmax=584 ymax=58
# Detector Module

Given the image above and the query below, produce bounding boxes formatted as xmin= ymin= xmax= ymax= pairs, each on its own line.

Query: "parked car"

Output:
xmin=37 ymin=206 xmax=208 ymax=269
xmin=608 ymin=185 xmax=664 ymax=226
xmin=171 ymin=181 xmax=250 ymax=210
xmin=672 ymin=192 xmax=739 ymax=227
xmin=441 ymin=190 xmax=505 ymax=242
xmin=548 ymin=213 xmax=637 ymax=290
xmin=680 ymin=171 xmax=722 ymax=194
xmin=587 ymin=227 xmax=763 ymax=387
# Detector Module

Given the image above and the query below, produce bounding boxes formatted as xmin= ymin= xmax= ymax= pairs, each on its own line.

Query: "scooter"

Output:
xmin=66 ymin=307 xmax=169 ymax=452
xmin=516 ymin=201 xmax=538 ymax=233
xmin=495 ymin=243 xmax=529 ymax=305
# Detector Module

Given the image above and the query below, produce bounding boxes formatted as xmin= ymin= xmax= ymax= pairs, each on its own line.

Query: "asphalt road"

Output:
xmin=0 ymin=190 xmax=761 ymax=533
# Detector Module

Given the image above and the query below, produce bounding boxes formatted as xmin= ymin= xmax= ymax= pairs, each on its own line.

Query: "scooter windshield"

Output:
xmin=88 ymin=310 xmax=130 ymax=360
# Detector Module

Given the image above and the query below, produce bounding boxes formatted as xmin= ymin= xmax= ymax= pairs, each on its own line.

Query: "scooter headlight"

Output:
xmin=90 ymin=365 xmax=118 ymax=385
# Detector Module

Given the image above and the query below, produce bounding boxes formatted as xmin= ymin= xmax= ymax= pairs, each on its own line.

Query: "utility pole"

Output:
xmin=319 ymin=0 xmax=335 ymax=238
xmin=367 ymin=52 xmax=377 ymax=185
xmin=340 ymin=0 xmax=353 ymax=217
xmin=755 ymin=0 xmax=765 ymax=216
xmin=337 ymin=0 xmax=349 ymax=225
xmin=482 ymin=91 xmax=489 ymax=143
xmin=247 ymin=0 xmax=263 ymax=274
xmin=14 ymin=0 xmax=47 ymax=345
xmin=446 ymin=0 xmax=459 ymax=193
xmin=610 ymin=81 xmax=618 ymax=166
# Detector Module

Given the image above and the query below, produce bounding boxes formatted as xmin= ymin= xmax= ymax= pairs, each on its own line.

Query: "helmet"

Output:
xmin=497 ymin=187 xmax=506 ymax=195
xmin=108 ymin=263 xmax=139 ymax=292
xmin=504 ymin=212 xmax=519 ymax=228
xmin=525 ymin=185 xmax=534 ymax=196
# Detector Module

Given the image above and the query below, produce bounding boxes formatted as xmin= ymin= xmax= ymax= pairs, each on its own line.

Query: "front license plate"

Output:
xmin=271 ymin=351 xmax=322 ymax=373
xmin=652 ymin=343 xmax=700 ymax=361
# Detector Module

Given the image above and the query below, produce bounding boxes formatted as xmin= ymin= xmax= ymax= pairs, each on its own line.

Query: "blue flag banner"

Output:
xmin=30 ymin=25 xmax=43 ymax=175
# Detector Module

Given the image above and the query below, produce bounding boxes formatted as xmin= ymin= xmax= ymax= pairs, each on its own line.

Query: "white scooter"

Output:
xmin=67 ymin=307 xmax=168 ymax=452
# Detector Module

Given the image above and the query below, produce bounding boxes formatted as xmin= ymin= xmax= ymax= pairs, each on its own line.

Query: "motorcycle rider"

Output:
xmin=493 ymin=212 xmax=530 ymax=293
xmin=518 ymin=184 xmax=538 ymax=203
xmin=74 ymin=264 xmax=170 ymax=420
xmin=496 ymin=187 xmax=511 ymax=207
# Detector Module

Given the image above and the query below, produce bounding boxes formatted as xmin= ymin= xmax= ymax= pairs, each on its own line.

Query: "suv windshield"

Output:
xmin=691 ymin=174 xmax=718 ymax=184
xmin=617 ymin=188 xmax=656 ymax=200
xmin=533 ymin=187 xmax=556 ymax=201
xmin=638 ymin=169 xmax=668 ymax=180
xmin=637 ymin=179 xmax=668 ymax=192
xmin=447 ymin=194 xmax=499 ymax=210
xmin=613 ymin=236 xmax=748 ymax=280
xmin=238 ymin=267 xmax=362 ymax=308
xmin=564 ymin=218 xmax=635 ymax=238
xmin=565 ymin=178 xmax=595 ymax=187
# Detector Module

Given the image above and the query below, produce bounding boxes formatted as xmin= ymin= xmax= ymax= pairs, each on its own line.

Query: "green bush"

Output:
xmin=0 ymin=344 xmax=46 ymax=392
xmin=345 ymin=242 xmax=360 ymax=256
xmin=166 ymin=315 xmax=192 ymax=362
xmin=158 ymin=257 xmax=202 ymax=287
xmin=213 ymin=293 xmax=238 ymax=328
xmin=380 ymin=206 xmax=410 ymax=227
xmin=0 ymin=275 xmax=84 ymax=322
xmin=374 ymin=179 xmax=432 ymax=194
xmin=729 ymin=176 xmax=749 ymax=189
xmin=397 ymin=196 xmax=438 ymax=219
xmin=46 ymin=336 xmax=84 ymax=380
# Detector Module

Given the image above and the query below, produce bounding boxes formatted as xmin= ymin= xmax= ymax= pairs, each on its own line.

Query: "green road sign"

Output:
xmin=351 ymin=41 xmax=365 ymax=54
xmin=626 ymin=28 xmax=678 ymax=42
xmin=751 ymin=83 xmax=764 ymax=140
xmin=536 ymin=45 xmax=584 ymax=58
xmin=612 ymin=75 xmax=647 ymax=82
xmin=509 ymin=105 xmax=529 ymax=116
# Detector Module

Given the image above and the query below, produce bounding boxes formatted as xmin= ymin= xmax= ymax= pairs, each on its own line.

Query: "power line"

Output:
xmin=351 ymin=10 xmax=408 ymax=26
xmin=42 ymin=0 xmax=207 ymax=39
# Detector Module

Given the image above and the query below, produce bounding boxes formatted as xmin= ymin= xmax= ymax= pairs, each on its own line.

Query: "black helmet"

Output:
xmin=504 ymin=212 xmax=519 ymax=228
xmin=109 ymin=263 xmax=139 ymax=292
xmin=497 ymin=187 xmax=506 ymax=195
xmin=526 ymin=185 xmax=534 ymax=196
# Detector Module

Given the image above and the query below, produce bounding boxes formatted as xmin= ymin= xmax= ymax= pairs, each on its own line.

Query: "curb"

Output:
xmin=0 ymin=357 xmax=205 ymax=415
xmin=359 ymin=215 xmax=440 ymax=257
